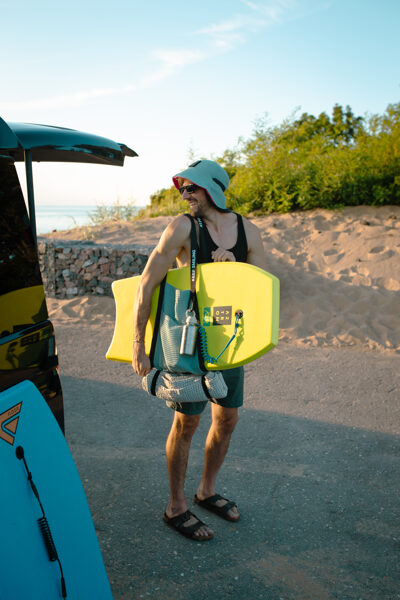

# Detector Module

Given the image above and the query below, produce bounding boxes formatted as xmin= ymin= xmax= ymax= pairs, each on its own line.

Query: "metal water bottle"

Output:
xmin=180 ymin=310 xmax=199 ymax=356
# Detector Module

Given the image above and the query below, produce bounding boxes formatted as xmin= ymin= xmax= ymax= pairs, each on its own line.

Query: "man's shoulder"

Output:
xmin=158 ymin=214 xmax=192 ymax=247
xmin=167 ymin=214 xmax=192 ymax=235
xmin=241 ymin=215 xmax=262 ymax=237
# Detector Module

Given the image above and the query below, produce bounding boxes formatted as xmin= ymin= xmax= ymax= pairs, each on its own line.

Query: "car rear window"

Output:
xmin=0 ymin=157 xmax=46 ymax=337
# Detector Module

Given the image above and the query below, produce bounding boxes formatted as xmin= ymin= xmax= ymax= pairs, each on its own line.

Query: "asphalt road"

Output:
xmin=56 ymin=322 xmax=400 ymax=600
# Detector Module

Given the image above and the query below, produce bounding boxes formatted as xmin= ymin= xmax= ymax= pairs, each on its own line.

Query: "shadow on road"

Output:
xmin=61 ymin=365 xmax=400 ymax=600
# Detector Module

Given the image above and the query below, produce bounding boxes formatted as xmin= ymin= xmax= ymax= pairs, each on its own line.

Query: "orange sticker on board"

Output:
xmin=0 ymin=402 xmax=22 ymax=446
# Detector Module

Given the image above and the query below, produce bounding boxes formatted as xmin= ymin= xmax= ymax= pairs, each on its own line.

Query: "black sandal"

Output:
xmin=194 ymin=494 xmax=240 ymax=522
xmin=163 ymin=510 xmax=214 ymax=541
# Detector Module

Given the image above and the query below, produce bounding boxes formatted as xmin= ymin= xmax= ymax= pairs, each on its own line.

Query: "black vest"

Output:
xmin=196 ymin=213 xmax=248 ymax=264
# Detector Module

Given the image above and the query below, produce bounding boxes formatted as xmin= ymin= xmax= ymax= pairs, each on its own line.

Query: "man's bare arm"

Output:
xmin=132 ymin=216 xmax=191 ymax=376
xmin=243 ymin=219 xmax=268 ymax=270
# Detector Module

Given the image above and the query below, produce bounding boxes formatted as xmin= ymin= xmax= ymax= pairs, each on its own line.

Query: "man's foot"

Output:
xmin=194 ymin=493 xmax=240 ymax=522
xmin=163 ymin=510 xmax=214 ymax=541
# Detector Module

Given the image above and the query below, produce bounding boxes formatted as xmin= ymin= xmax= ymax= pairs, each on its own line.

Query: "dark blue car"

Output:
xmin=0 ymin=118 xmax=137 ymax=432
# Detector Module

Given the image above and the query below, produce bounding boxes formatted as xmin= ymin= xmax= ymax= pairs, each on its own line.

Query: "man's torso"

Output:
xmin=176 ymin=213 xmax=248 ymax=267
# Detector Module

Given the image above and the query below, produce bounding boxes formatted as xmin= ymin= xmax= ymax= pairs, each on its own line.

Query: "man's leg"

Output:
xmin=165 ymin=411 xmax=214 ymax=538
xmin=196 ymin=404 xmax=240 ymax=520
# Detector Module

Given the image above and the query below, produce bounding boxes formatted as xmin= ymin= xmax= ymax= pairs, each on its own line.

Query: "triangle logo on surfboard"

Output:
xmin=0 ymin=402 xmax=22 ymax=446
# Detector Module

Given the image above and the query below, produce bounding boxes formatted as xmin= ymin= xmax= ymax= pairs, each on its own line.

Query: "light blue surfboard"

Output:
xmin=0 ymin=380 xmax=113 ymax=600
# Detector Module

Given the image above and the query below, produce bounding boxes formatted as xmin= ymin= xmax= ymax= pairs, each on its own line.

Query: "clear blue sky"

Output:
xmin=1 ymin=0 xmax=399 ymax=206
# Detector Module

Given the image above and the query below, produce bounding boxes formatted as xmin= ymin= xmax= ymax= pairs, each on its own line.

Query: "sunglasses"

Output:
xmin=178 ymin=184 xmax=199 ymax=195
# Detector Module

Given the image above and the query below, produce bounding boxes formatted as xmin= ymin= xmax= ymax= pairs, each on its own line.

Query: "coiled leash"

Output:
xmin=199 ymin=309 xmax=243 ymax=364
xmin=16 ymin=445 xmax=67 ymax=599
xmin=182 ymin=214 xmax=244 ymax=366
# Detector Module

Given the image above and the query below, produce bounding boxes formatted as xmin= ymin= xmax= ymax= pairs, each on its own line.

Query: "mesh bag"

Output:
xmin=149 ymin=215 xmax=206 ymax=375
xmin=151 ymin=284 xmax=205 ymax=374
xmin=142 ymin=369 xmax=228 ymax=403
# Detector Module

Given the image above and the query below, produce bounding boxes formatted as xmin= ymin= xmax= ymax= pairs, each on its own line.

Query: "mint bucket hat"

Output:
xmin=173 ymin=159 xmax=230 ymax=211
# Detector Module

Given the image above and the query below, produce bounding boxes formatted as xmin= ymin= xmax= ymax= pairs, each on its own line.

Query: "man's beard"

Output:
xmin=189 ymin=201 xmax=207 ymax=218
xmin=189 ymin=203 xmax=200 ymax=217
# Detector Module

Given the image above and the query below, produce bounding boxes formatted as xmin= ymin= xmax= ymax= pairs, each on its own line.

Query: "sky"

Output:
xmin=1 ymin=0 xmax=399 ymax=207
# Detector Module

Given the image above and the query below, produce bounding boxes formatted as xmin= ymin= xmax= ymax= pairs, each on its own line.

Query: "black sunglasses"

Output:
xmin=178 ymin=184 xmax=199 ymax=195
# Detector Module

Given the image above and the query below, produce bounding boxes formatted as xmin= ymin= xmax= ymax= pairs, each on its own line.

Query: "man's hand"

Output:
xmin=132 ymin=342 xmax=151 ymax=377
xmin=211 ymin=247 xmax=236 ymax=262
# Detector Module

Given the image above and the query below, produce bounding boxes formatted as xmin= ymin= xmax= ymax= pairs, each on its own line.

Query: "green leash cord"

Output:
xmin=198 ymin=310 xmax=243 ymax=364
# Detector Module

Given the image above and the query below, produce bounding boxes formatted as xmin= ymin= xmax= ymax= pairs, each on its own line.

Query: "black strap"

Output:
xmin=185 ymin=214 xmax=198 ymax=304
xmin=149 ymin=277 xmax=167 ymax=366
xmin=150 ymin=214 xmax=206 ymax=374
xmin=150 ymin=369 xmax=162 ymax=396
xmin=201 ymin=375 xmax=212 ymax=400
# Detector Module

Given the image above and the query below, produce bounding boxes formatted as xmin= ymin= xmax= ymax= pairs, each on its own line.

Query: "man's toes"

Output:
xmin=227 ymin=505 xmax=240 ymax=520
xmin=195 ymin=525 xmax=213 ymax=539
xmin=217 ymin=498 xmax=239 ymax=520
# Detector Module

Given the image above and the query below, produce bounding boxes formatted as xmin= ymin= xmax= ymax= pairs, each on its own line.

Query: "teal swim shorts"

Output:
xmin=166 ymin=366 xmax=244 ymax=415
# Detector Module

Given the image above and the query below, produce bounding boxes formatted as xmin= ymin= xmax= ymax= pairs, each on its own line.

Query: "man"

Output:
xmin=132 ymin=159 xmax=267 ymax=541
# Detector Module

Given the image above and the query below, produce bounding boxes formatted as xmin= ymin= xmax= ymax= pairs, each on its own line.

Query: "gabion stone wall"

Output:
xmin=37 ymin=240 xmax=153 ymax=298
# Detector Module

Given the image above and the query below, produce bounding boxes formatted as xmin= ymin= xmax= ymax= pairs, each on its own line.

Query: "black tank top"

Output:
xmin=196 ymin=213 xmax=248 ymax=264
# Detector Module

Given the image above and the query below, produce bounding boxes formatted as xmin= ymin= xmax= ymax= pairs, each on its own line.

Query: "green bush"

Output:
xmin=93 ymin=102 xmax=400 ymax=220
xmin=224 ymin=102 xmax=400 ymax=213
xmin=136 ymin=186 xmax=186 ymax=218
xmin=89 ymin=200 xmax=138 ymax=225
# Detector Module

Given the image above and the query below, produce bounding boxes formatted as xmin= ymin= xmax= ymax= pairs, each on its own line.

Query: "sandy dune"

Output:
xmin=43 ymin=206 xmax=400 ymax=354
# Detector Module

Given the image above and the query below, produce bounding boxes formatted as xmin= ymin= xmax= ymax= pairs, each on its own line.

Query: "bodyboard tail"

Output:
xmin=0 ymin=381 xmax=113 ymax=599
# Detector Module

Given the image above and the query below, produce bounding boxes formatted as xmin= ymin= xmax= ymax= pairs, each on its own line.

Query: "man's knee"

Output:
xmin=172 ymin=413 xmax=201 ymax=440
xmin=213 ymin=408 xmax=239 ymax=434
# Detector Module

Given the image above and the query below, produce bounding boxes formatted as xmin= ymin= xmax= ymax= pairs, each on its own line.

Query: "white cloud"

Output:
xmin=0 ymin=49 xmax=205 ymax=112
xmin=152 ymin=49 xmax=205 ymax=70
xmin=241 ymin=0 xmax=294 ymax=22
xmin=134 ymin=49 xmax=207 ymax=89
xmin=197 ymin=15 xmax=256 ymax=35
xmin=195 ymin=14 xmax=261 ymax=49
xmin=2 ymin=86 xmax=131 ymax=111
xmin=196 ymin=1 xmax=295 ymax=49
xmin=1 ymin=2 xmax=295 ymax=112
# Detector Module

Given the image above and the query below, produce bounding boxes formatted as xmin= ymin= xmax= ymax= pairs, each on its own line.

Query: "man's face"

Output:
xmin=179 ymin=178 xmax=211 ymax=217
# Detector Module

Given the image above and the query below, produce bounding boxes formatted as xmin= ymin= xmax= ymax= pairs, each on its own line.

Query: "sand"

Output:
xmin=42 ymin=205 xmax=400 ymax=354
xmin=45 ymin=206 xmax=400 ymax=600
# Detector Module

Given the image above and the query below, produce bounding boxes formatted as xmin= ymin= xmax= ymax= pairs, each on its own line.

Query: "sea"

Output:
xmin=35 ymin=205 xmax=143 ymax=235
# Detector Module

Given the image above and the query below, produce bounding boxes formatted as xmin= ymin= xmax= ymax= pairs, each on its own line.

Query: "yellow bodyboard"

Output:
xmin=106 ymin=262 xmax=279 ymax=370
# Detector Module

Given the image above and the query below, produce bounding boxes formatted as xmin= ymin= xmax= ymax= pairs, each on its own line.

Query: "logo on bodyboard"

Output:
xmin=0 ymin=402 xmax=22 ymax=446
xmin=202 ymin=306 xmax=232 ymax=326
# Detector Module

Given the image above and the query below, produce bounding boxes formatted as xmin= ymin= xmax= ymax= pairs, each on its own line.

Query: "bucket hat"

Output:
xmin=173 ymin=159 xmax=230 ymax=211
